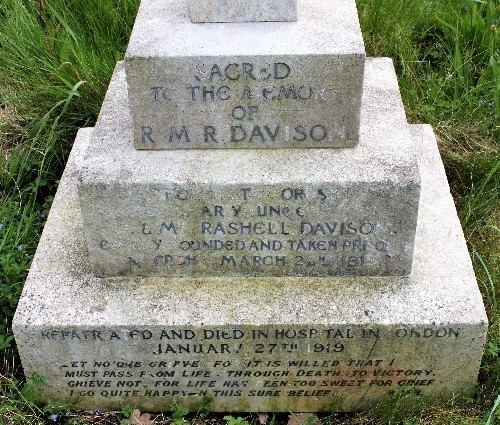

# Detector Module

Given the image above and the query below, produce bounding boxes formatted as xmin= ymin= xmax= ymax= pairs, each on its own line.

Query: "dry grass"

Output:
xmin=0 ymin=105 xmax=25 ymax=159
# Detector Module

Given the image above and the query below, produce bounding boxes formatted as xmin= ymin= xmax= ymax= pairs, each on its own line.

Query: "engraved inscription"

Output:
xmin=129 ymin=57 xmax=362 ymax=149
xmin=90 ymin=184 xmax=416 ymax=277
xmin=38 ymin=325 xmax=463 ymax=411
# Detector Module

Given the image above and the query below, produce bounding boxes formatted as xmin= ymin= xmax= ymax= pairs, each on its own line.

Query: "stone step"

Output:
xmin=13 ymin=122 xmax=486 ymax=412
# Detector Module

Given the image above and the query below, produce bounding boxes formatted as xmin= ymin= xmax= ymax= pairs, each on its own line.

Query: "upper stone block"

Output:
xmin=125 ymin=0 xmax=366 ymax=149
xmin=190 ymin=0 xmax=297 ymax=23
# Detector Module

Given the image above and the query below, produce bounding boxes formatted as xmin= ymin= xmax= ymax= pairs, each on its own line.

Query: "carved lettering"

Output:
xmin=45 ymin=325 xmax=459 ymax=407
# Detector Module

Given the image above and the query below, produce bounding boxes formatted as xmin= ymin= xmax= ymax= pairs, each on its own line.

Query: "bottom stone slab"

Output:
xmin=13 ymin=125 xmax=487 ymax=412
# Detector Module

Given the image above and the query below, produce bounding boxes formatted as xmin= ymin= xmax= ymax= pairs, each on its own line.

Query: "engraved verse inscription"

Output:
xmin=39 ymin=325 xmax=461 ymax=410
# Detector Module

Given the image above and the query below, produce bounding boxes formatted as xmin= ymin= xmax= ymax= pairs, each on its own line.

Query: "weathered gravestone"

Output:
xmin=13 ymin=0 xmax=487 ymax=413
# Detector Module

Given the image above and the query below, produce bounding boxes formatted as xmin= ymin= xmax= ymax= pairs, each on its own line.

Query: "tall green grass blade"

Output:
xmin=43 ymin=1 xmax=79 ymax=44
xmin=473 ymin=248 xmax=497 ymax=308
xmin=477 ymin=161 xmax=500 ymax=194
xmin=485 ymin=394 xmax=500 ymax=425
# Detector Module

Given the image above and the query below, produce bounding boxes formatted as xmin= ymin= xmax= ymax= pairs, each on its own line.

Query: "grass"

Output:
xmin=0 ymin=0 xmax=499 ymax=423
xmin=359 ymin=0 xmax=500 ymax=414
xmin=0 ymin=0 xmax=140 ymax=420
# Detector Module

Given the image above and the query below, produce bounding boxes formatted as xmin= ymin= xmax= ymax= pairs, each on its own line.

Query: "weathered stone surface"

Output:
xmin=78 ymin=59 xmax=419 ymax=278
xmin=125 ymin=0 xmax=365 ymax=149
xmin=13 ymin=124 xmax=487 ymax=412
xmin=189 ymin=0 xmax=297 ymax=23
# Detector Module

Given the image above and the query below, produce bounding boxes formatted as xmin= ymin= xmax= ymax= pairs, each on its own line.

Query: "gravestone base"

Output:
xmin=13 ymin=119 xmax=487 ymax=412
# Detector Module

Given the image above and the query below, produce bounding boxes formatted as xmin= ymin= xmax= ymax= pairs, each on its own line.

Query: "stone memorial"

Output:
xmin=13 ymin=0 xmax=487 ymax=413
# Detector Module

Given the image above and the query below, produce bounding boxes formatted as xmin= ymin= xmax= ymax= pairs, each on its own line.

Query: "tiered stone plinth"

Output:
xmin=13 ymin=62 xmax=487 ymax=412
xmin=13 ymin=0 xmax=487 ymax=413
